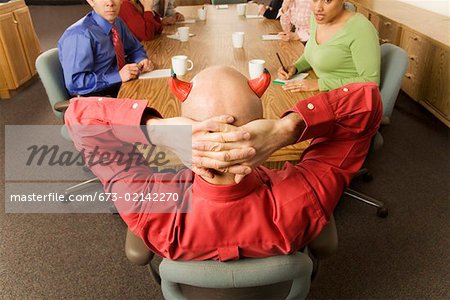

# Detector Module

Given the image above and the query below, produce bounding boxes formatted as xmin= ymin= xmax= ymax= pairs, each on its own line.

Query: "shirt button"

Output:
xmin=98 ymin=97 xmax=102 ymax=101
xmin=343 ymin=88 xmax=349 ymax=92
xmin=307 ymin=103 xmax=314 ymax=110
xmin=132 ymin=103 xmax=139 ymax=109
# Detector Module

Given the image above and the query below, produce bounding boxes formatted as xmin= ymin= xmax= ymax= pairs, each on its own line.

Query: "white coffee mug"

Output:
xmin=232 ymin=32 xmax=245 ymax=48
xmin=236 ymin=3 xmax=247 ymax=16
xmin=248 ymin=59 xmax=265 ymax=79
xmin=177 ymin=27 xmax=190 ymax=42
xmin=172 ymin=55 xmax=194 ymax=76
xmin=198 ymin=8 xmax=207 ymax=21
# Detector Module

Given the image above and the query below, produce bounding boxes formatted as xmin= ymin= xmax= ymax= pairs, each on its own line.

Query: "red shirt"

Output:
xmin=65 ymin=82 xmax=382 ymax=261
xmin=119 ymin=0 xmax=163 ymax=42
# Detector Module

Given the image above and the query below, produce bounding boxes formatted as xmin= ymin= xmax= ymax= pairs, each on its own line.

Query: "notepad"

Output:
xmin=139 ymin=69 xmax=172 ymax=80
xmin=245 ymin=14 xmax=264 ymax=19
xmin=272 ymin=73 xmax=309 ymax=85
xmin=216 ymin=4 xmax=229 ymax=9
xmin=166 ymin=33 xmax=196 ymax=40
xmin=176 ymin=19 xmax=196 ymax=24
xmin=262 ymin=34 xmax=282 ymax=41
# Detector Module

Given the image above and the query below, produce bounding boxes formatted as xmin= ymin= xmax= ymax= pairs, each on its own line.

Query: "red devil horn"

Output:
xmin=248 ymin=69 xmax=271 ymax=98
xmin=168 ymin=73 xmax=193 ymax=102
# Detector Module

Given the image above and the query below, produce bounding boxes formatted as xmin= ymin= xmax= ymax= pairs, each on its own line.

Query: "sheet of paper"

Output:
xmin=246 ymin=14 xmax=264 ymax=19
xmin=216 ymin=5 xmax=229 ymax=9
xmin=272 ymin=73 xmax=309 ymax=85
xmin=139 ymin=69 xmax=172 ymax=80
xmin=166 ymin=33 xmax=195 ymax=40
xmin=262 ymin=34 xmax=282 ymax=41
xmin=176 ymin=19 xmax=196 ymax=24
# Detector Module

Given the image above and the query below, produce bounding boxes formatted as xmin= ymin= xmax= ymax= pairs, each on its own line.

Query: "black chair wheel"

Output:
xmin=377 ymin=207 xmax=388 ymax=218
xmin=362 ymin=172 xmax=373 ymax=182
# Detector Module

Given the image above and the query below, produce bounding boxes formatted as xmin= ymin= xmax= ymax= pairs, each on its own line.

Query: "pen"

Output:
xmin=276 ymin=52 xmax=287 ymax=73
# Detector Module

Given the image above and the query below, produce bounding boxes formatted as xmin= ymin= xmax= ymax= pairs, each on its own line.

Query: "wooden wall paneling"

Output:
xmin=421 ymin=46 xmax=450 ymax=126
xmin=357 ymin=5 xmax=370 ymax=18
xmin=400 ymin=28 xmax=430 ymax=100
xmin=13 ymin=6 xmax=42 ymax=75
xmin=0 ymin=55 xmax=10 ymax=99
xmin=0 ymin=12 xmax=31 ymax=89
xmin=369 ymin=11 xmax=380 ymax=32
xmin=378 ymin=15 xmax=402 ymax=45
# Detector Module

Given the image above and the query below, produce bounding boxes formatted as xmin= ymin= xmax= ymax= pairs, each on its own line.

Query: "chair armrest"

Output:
xmin=125 ymin=228 xmax=154 ymax=266
xmin=54 ymin=100 xmax=70 ymax=112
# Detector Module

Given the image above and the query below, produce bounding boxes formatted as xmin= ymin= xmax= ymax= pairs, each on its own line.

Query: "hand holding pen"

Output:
xmin=276 ymin=52 xmax=287 ymax=73
xmin=276 ymin=53 xmax=296 ymax=80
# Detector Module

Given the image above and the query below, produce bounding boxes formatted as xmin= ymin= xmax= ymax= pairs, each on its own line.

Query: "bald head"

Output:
xmin=181 ymin=66 xmax=263 ymax=126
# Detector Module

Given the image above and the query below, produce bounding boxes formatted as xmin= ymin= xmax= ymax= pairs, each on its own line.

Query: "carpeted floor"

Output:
xmin=0 ymin=4 xmax=449 ymax=299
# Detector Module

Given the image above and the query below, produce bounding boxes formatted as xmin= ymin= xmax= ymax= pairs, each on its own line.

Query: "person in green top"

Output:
xmin=277 ymin=0 xmax=380 ymax=92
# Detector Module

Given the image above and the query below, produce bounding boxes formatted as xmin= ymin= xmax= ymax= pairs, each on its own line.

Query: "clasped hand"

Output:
xmin=147 ymin=114 xmax=300 ymax=183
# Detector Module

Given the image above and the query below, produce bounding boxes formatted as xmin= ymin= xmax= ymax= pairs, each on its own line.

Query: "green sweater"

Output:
xmin=294 ymin=13 xmax=380 ymax=91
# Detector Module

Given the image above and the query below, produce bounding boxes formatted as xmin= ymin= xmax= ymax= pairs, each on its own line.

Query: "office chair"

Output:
xmin=344 ymin=43 xmax=409 ymax=218
xmin=125 ymin=215 xmax=338 ymax=299
xmin=35 ymin=48 xmax=99 ymax=199
xmin=344 ymin=1 xmax=356 ymax=11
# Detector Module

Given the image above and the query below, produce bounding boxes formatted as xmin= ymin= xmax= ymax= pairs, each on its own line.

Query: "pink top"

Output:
xmin=280 ymin=0 xmax=311 ymax=41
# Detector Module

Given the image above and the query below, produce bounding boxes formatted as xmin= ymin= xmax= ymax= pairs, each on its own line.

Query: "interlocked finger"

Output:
xmin=192 ymin=155 xmax=252 ymax=170
xmin=193 ymin=147 xmax=255 ymax=162
xmin=195 ymin=131 xmax=250 ymax=143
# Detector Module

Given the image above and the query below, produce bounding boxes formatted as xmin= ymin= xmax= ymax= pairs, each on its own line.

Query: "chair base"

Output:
xmin=344 ymin=188 xmax=388 ymax=218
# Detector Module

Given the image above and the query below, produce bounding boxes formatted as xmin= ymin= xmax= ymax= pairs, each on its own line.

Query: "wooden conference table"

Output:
xmin=118 ymin=4 xmax=317 ymax=169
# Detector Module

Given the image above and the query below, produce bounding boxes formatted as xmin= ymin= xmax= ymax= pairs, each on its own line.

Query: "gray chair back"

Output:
xmin=35 ymin=48 xmax=70 ymax=119
xmin=160 ymin=252 xmax=312 ymax=300
xmin=379 ymin=43 xmax=409 ymax=124
xmin=344 ymin=1 xmax=356 ymax=11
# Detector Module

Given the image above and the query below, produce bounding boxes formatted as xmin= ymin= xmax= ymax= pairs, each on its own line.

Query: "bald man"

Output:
xmin=65 ymin=66 xmax=382 ymax=261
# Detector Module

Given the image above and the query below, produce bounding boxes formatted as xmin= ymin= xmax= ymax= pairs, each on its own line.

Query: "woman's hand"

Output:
xmin=278 ymin=31 xmax=299 ymax=42
xmin=283 ymin=79 xmax=319 ymax=92
xmin=258 ymin=4 xmax=267 ymax=15
xmin=174 ymin=12 xmax=185 ymax=22
xmin=162 ymin=16 xmax=176 ymax=25
xmin=277 ymin=65 xmax=297 ymax=80
xmin=139 ymin=0 xmax=154 ymax=11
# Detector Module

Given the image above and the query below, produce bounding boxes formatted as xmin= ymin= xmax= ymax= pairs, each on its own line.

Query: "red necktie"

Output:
xmin=111 ymin=25 xmax=126 ymax=70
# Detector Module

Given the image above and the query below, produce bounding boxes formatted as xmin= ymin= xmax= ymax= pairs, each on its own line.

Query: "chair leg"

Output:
xmin=148 ymin=263 xmax=161 ymax=285
xmin=344 ymin=188 xmax=388 ymax=218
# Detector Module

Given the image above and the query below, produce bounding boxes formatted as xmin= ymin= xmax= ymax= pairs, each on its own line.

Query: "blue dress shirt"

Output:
xmin=58 ymin=11 xmax=148 ymax=96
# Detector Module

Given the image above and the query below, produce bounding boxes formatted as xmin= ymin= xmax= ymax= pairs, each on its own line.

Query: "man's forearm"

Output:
xmin=276 ymin=112 xmax=305 ymax=148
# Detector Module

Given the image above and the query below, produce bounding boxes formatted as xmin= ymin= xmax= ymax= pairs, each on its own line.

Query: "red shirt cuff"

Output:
xmin=282 ymin=93 xmax=334 ymax=142
xmin=111 ymin=100 xmax=158 ymax=145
